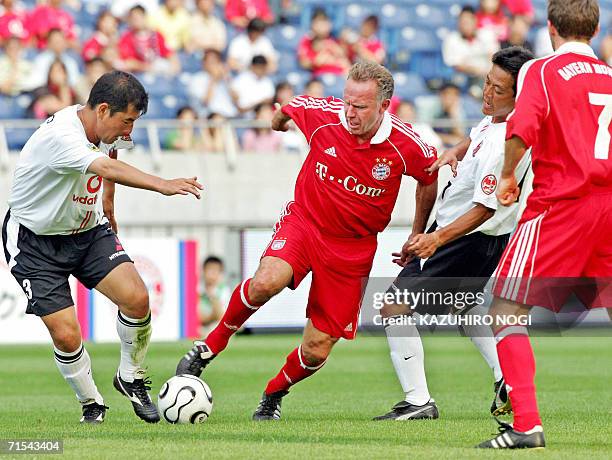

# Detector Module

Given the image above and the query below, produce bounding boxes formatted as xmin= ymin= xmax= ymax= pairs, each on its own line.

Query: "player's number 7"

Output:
xmin=588 ymin=92 xmax=612 ymax=160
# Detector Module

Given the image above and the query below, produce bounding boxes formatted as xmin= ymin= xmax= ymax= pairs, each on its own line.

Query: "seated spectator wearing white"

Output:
xmin=303 ymin=78 xmax=324 ymax=98
xmin=225 ymin=0 xmax=274 ymax=29
xmin=500 ymin=14 xmax=533 ymax=53
xmin=395 ymin=100 xmax=443 ymax=153
xmin=0 ymin=0 xmax=30 ymax=46
xmin=199 ymin=256 xmax=232 ymax=337
xmin=341 ymin=15 xmax=386 ymax=64
xmin=27 ymin=59 xmax=77 ymax=119
xmin=149 ymin=0 xmax=190 ymax=51
xmin=118 ymin=4 xmax=181 ymax=76
xmin=188 ymin=0 xmax=227 ymax=53
xmin=82 ymin=11 xmax=121 ymax=66
xmin=298 ymin=8 xmax=351 ymax=77
xmin=201 ymin=112 xmax=232 ymax=153
xmin=231 ymin=54 xmax=275 ymax=115
xmin=241 ymin=103 xmax=283 ymax=153
xmin=433 ymin=82 xmax=466 ymax=148
xmin=164 ymin=106 xmax=201 ymax=151
xmin=442 ymin=6 xmax=499 ymax=93
xmin=188 ymin=49 xmax=238 ymax=119
xmin=0 ymin=36 xmax=32 ymax=96
xmin=227 ymin=18 xmax=277 ymax=73
xmin=74 ymin=57 xmax=111 ymax=105
xmin=476 ymin=0 xmax=509 ymax=42
xmin=25 ymin=28 xmax=81 ymax=91
xmin=111 ymin=0 xmax=159 ymax=19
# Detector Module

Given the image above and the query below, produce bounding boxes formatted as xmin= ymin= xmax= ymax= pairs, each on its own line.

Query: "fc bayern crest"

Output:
xmin=271 ymin=239 xmax=286 ymax=250
xmin=481 ymin=174 xmax=498 ymax=195
xmin=372 ymin=162 xmax=391 ymax=180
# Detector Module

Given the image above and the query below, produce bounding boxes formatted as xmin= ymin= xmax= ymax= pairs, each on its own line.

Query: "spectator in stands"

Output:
xmin=165 ymin=106 xmax=201 ymax=151
xmin=199 ymin=256 xmax=231 ymax=336
xmin=188 ymin=49 xmax=238 ymax=119
xmin=442 ymin=6 xmax=498 ymax=96
xmin=433 ymin=82 xmax=466 ymax=147
xmin=225 ymin=0 xmax=274 ymax=29
xmin=118 ymin=5 xmax=180 ymax=76
xmin=476 ymin=0 xmax=509 ymax=42
xmin=74 ymin=57 xmax=110 ymax=104
xmin=304 ymin=78 xmax=324 ymax=98
xmin=0 ymin=0 xmax=30 ymax=45
xmin=232 ymin=55 xmax=275 ymax=115
xmin=298 ymin=8 xmax=351 ymax=77
xmin=396 ymin=100 xmax=443 ymax=152
xmin=188 ymin=0 xmax=227 ymax=53
xmin=534 ymin=25 xmax=553 ymax=57
xmin=26 ymin=28 xmax=81 ymax=91
xmin=201 ymin=112 xmax=229 ymax=153
xmin=241 ymin=103 xmax=283 ymax=153
xmin=341 ymin=15 xmax=386 ymax=65
xmin=501 ymin=0 xmax=533 ymax=22
xmin=27 ymin=0 xmax=77 ymax=49
xmin=500 ymin=15 xmax=533 ymax=52
xmin=0 ymin=36 xmax=31 ymax=95
xmin=82 ymin=11 xmax=121 ymax=64
xmin=273 ymin=81 xmax=294 ymax=106
xmin=111 ymin=0 xmax=159 ymax=19
xmin=227 ymin=18 xmax=278 ymax=73
xmin=149 ymin=0 xmax=191 ymax=51
xmin=28 ymin=59 xmax=77 ymax=119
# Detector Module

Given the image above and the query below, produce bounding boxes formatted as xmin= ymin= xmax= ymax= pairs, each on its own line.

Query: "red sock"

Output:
xmin=265 ymin=346 xmax=326 ymax=395
xmin=495 ymin=326 xmax=542 ymax=432
xmin=205 ymin=279 xmax=263 ymax=354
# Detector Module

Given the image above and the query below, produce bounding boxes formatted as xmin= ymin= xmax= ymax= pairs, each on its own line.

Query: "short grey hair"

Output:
xmin=347 ymin=60 xmax=394 ymax=101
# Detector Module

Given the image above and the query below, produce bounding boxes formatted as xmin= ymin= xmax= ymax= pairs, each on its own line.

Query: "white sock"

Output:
xmin=116 ymin=311 xmax=152 ymax=382
xmin=385 ymin=319 xmax=431 ymax=406
xmin=54 ymin=344 xmax=104 ymax=405
xmin=460 ymin=304 xmax=502 ymax=381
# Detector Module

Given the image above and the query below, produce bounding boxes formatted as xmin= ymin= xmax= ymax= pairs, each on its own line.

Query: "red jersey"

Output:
xmin=118 ymin=30 xmax=171 ymax=63
xmin=27 ymin=5 xmax=76 ymax=48
xmin=0 ymin=9 xmax=30 ymax=43
xmin=225 ymin=0 xmax=273 ymax=24
xmin=506 ymin=42 xmax=612 ymax=217
xmin=82 ymin=32 xmax=109 ymax=62
xmin=282 ymin=96 xmax=438 ymax=238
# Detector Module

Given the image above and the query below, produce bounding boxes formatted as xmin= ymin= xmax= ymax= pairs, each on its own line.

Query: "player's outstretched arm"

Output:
xmin=497 ymin=136 xmax=527 ymax=206
xmin=425 ymin=136 xmax=470 ymax=176
xmin=88 ymin=156 xmax=203 ymax=199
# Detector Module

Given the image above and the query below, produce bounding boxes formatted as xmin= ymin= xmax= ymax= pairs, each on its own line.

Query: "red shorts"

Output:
xmin=262 ymin=203 xmax=377 ymax=339
xmin=492 ymin=192 xmax=612 ymax=311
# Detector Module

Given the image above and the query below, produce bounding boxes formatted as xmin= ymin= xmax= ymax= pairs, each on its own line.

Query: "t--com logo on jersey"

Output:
xmin=372 ymin=158 xmax=392 ymax=180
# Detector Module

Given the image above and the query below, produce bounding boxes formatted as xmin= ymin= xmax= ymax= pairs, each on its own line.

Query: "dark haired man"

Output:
xmin=374 ymin=46 xmax=534 ymax=422
xmin=479 ymin=0 xmax=611 ymax=449
xmin=2 ymin=71 xmax=202 ymax=424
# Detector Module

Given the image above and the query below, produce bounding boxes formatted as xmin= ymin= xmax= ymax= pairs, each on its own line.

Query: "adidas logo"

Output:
xmin=324 ymin=146 xmax=337 ymax=157
xmin=344 ymin=323 xmax=353 ymax=332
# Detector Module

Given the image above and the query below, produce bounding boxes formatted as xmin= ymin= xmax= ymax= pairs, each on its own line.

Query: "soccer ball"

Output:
xmin=158 ymin=375 xmax=213 ymax=424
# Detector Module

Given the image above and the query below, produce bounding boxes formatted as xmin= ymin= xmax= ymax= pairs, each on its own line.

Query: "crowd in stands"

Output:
xmin=0 ymin=0 xmax=610 ymax=153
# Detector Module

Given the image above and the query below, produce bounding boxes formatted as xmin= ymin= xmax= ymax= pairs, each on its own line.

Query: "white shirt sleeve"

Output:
xmin=48 ymin=133 xmax=106 ymax=175
xmin=472 ymin=139 xmax=504 ymax=211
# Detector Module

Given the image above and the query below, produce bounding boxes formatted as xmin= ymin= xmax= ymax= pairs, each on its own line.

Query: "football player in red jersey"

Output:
xmin=479 ymin=0 xmax=612 ymax=449
xmin=176 ymin=61 xmax=440 ymax=420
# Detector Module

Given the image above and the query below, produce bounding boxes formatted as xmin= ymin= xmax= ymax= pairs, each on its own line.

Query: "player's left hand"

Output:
xmin=496 ymin=175 xmax=520 ymax=206
xmin=392 ymin=234 xmax=419 ymax=266
xmin=103 ymin=197 xmax=118 ymax=233
xmin=406 ymin=232 xmax=441 ymax=259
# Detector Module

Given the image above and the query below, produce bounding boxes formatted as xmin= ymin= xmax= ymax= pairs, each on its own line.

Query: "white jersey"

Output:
xmin=434 ymin=116 xmax=531 ymax=236
xmin=8 ymin=105 xmax=113 ymax=235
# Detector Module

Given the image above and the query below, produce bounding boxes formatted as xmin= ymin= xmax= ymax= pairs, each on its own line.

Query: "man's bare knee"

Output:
xmin=249 ymin=272 xmax=287 ymax=303
xmin=301 ymin=337 xmax=337 ymax=366
xmin=50 ymin=326 xmax=81 ymax=352
xmin=120 ymin=287 xmax=150 ymax=319
xmin=380 ymin=303 xmax=413 ymax=319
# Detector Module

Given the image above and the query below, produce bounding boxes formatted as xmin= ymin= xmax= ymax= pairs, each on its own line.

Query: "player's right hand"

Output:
xmin=496 ymin=175 xmax=519 ymax=206
xmin=425 ymin=151 xmax=458 ymax=177
xmin=271 ymin=103 xmax=290 ymax=131
xmin=160 ymin=177 xmax=204 ymax=199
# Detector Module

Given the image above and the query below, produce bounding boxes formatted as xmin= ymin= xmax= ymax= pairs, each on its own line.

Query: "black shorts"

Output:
xmin=2 ymin=210 xmax=133 ymax=317
xmin=390 ymin=223 xmax=510 ymax=315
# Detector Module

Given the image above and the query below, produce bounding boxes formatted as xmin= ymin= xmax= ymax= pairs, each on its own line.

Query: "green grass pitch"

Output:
xmin=1 ymin=333 xmax=611 ymax=459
